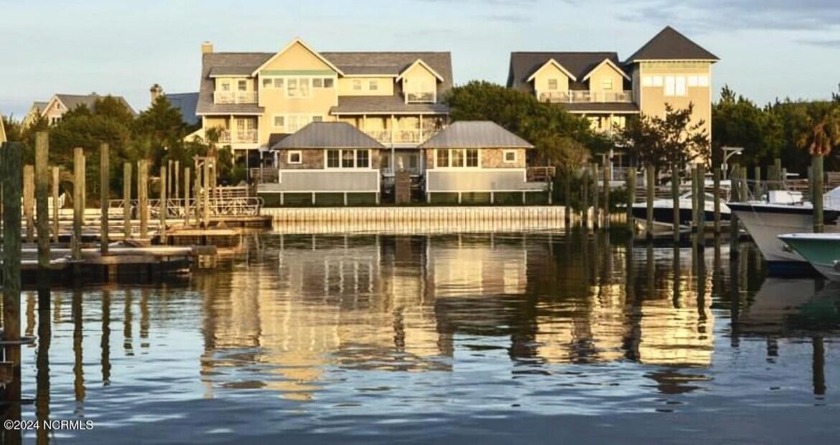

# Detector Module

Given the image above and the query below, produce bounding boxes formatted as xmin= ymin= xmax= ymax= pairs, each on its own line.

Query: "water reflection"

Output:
xmin=12 ymin=232 xmax=840 ymax=444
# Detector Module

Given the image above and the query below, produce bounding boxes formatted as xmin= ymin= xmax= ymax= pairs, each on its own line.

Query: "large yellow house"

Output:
xmin=508 ymin=26 xmax=718 ymax=147
xmin=195 ymin=38 xmax=451 ymax=178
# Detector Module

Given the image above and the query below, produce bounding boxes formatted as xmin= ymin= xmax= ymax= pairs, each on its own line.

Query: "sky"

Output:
xmin=3 ymin=0 xmax=840 ymax=119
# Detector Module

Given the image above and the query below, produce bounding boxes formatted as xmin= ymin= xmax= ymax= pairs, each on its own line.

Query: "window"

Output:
xmin=324 ymin=78 xmax=334 ymax=88
xmin=466 ymin=149 xmax=478 ymax=167
xmin=237 ymin=80 xmax=247 ymax=91
xmin=313 ymin=78 xmax=323 ymax=88
xmin=436 ymin=150 xmax=449 ymax=168
xmin=652 ymin=76 xmax=663 ymax=87
xmin=664 ymin=76 xmax=676 ymax=96
xmin=357 ymin=150 xmax=369 ymax=168
xmin=273 ymin=116 xmax=284 ymax=128
xmin=327 ymin=150 xmax=340 ymax=168
xmin=287 ymin=78 xmax=311 ymax=98
xmin=326 ymin=149 xmax=369 ymax=169
xmin=353 ymin=80 xmax=362 ymax=91
xmin=435 ymin=149 xmax=481 ymax=168
xmin=547 ymin=78 xmax=558 ymax=90
xmin=287 ymin=151 xmax=302 ymax=164
xmin=687 ymin=75 xmax=699 ymax=87
xmin=697 ymin=75 xmax=709 ymax=87
xmin=601 ymin=78 xmax=613 ymax=90
xmin=220 ymin=80 xmax=231 ymax=91
xmin=642 ymin=76 xmax=653 ymax=87
xmin=369 ymin=80 xmax=378 ymax=91
xmin=274 ymin=78 xmax=284 ymax=89
xmin=675 ymin=76 xmax=687 ymax=96
xmin=262 ymin=78 xmax=272 ymax=88
xmin=451 ymin=149 xmax=464 ymax=167
xmin=312 ymin=116 xmax=323 ymax=122
xmin=503 ymin=150 xmax=517 ymax=163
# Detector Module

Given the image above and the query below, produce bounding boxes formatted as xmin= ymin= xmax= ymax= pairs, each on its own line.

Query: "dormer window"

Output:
xmin=601 ymin=78 xmax=613 ymax=90
xmin=405 ymin=79 xmax=435 ymax=103
xmin=353 ymin=80 xmax=362 ymax=91
xmin=547 ymin=79 xmax=558 ymax=90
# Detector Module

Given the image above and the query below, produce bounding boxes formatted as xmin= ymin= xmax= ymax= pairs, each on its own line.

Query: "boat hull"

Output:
xmin=630 ymin=206 xmax=730 ymax=226
xmin=778 ymin=233 xmax=840 ymax=281
xmin=728 ymin=202 xmax=840 ymax=264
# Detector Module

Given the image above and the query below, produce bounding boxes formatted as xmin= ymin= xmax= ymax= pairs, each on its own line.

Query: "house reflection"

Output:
xmin=197 ymin=233 xmax=725 ymax=400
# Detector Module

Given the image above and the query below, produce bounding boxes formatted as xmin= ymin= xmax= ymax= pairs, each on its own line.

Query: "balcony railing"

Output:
xmin=406 ymin=91 xmax=435 ymax=103
xmin=365 ymin=128 xmax=440 ymax=145
xmin=539 ymin=90 xmax=632 ymax=104
xmin=526 ymin=166 xmax=556 ymax=182
xmin=220 ymin=129 xmax=258 ymax=144
xmin=214 ymin=91 xmax=258 ymax=104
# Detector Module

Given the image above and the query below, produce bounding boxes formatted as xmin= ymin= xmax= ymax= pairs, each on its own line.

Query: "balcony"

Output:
xmin=214 ymin=91 xmax=258 ymax=104
xmin=405 ymin=91 xmax=435 ymax=103
xmin=220 ymin=130 xmax=258 ymax=145
xmin=365 ymin=128 xmax=440 ymax=146
xmin=539 ymin=90 xmax=632 ymax=104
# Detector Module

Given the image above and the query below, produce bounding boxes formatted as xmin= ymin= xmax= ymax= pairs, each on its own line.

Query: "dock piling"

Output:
xmin=160 ymin=165 xmax=167 ymax=244
xmin=23 ymin=165 xmax=34 ymax=243
xmin=35 ymin=133 xmax=50 ymax=268
xmin=645 ymin=164 xmax=654 ymax=239
xmin=100 ymin=143 xmax=109 ymax=254
xmin=72 ymin=148 xmax=84 ymax=261
xmin=124 ymin=162 xmax=132 ymax=240
xmin=138 ymin=160 xmax=148 ymax=239
xmin=672 ymin=163 xmax=680 ymax=243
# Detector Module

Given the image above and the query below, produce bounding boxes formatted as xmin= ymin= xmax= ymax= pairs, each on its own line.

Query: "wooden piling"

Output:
xmin=138 ymin=160 xmax=148 ymax=239
xmin=753 ymin=166 xmax=761 ymax=199
xmin=202 ymin=160 xmax=211 ymax=228
xmin=713 ymin=166 xmax=721 ymax=233
xmin=23 ymin=165 xmax=35 ymax=243
xmin=72 ymin=148 xmax=84 ymax=261
xmin=124 ymin=163 xmax=132 ymax=239
xmin=174 ymin=160 xmax=180 ymax=206
xmin=813 ymin=155 xmax=824 ymax=233
xmin=160 ymin=165 xmax=167 ymax=244
xmin=671 ymin=163 xmax=680 ymax=242
xmin=603 ymin=160 xmax=610 ymax=229
xmin=592 ymin=163 xmax=600 ymax=230
xmin=1 ymin=142 xmax=23 ymax=444
xmin=51 ymin=166 xmax=59 ymax=243
xmin=184 ymin=167 xmax=191 ymax=227
xmin=696 ymin=164 xmax=706 ymax=247
xmin=582 ymin=166 xmax=590 ymax=228
xmin=646 ymin=164 xmax=654 ymax=239
xmin=35 ymin=133 xmax=50 ymax=268
xmin=564 ymin=169 xmax=571 ymax=229
xmin=626 ymin=166 xmax=636 ymax=233
xmin=729 ymin=166 xmax=742 ymax=258
xmin=99 ymin=143 xmax=110 ymax=254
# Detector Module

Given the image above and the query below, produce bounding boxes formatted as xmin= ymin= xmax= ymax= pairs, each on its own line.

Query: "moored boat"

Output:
xmin=778 ymin=232 xmax=840 ymax=281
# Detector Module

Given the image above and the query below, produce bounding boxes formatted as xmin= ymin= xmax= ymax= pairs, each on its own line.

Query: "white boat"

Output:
xmin=778 ymin=233 xmax=840 ymax=281
xmin=631 ymin=190 xmax=730 ymax=227
xmin=727 ymin=188 xmax=840 ymax=272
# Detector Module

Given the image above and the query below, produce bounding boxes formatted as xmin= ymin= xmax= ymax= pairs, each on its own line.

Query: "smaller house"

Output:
xmin=419 ymin=121 xmax=548 ymax=204
xmin=262 ymin=122 xmax=385 ymax=206
xmin=22 ymin=93 xmax=135 ymax=127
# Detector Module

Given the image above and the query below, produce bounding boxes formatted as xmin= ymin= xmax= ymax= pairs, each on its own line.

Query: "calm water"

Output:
xmin=7 ymin=230 xmax=840 ymax=444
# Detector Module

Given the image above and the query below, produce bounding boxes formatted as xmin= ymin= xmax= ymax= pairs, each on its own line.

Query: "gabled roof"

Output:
xmin=396 ymin=59 xmax=444 ymax=82
xmin=419 ymin=121 xmax=534 ymax=149
xmin=271 ymin=122 xmax=386 ymax=150
xmin=581 ymin=58 xmax=630 ymax=82
xmin=252 ymin=38 xmax=344 ymax=76
xmin=625 ymin=26 xmax=718 ymax=63
xmin=165 ymin=92 xmax=200 ymax=126
xmin=197 ymin=47 xmax=453 ymax=115
xmin=526 ymin=58 xmax=577 ymax=82
xmin=49 ymin=93 xmax=136 ymax=115
xmin=508 ymin=52 xmax=622 ymax=90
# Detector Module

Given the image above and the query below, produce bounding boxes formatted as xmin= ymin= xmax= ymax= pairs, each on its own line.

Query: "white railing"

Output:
xmin=220 ymin=130 xmax=258 ymax=144
xmin=365 ymin=128 xmax=438 ymax=145
xmin=539 ymin=90 xmax=632 ymax=103
xmin=214 ymin=91 xmax=258 ymax=104
xmin=406 ymin=91 xmax=435 ymax=103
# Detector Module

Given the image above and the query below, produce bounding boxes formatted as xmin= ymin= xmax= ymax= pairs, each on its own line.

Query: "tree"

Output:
xmin=792 ymin=101 xmax=840 ymax=157
xmin=444 ymin=80 xmax=595 ymax=171
xmin=712 ymin=85 xmax=781 ymax=169
xmin=615 ymin=103 xmax=709 ymax=181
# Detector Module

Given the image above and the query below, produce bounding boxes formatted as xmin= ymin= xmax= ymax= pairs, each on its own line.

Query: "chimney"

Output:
xmin=150 ymin=84 xmax=163 ymax=104
xmin=201 ymin=41 xmax=213 ymax=54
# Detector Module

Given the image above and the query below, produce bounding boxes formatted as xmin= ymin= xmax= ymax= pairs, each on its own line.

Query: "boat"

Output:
xmin=631 ymin=190 xmax=730 ymax=227
xmin=778 ymin=233 xmax=840 ymax=281
xmin=727 ymin=188 xmax=840 ymax=273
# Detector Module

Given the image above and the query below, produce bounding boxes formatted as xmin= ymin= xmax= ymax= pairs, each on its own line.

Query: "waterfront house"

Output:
xmin=22 ymin=93 xmax=136 ymax=127
xmin=194 ymin=38 xmax=451 ymax=192
xmin=508 ymin=26 xmax=718 ymax=178
xmin=419 ymin=121 xmax=547 ymax=204
xmin=264 ymin=121 xmax=384 ymax=205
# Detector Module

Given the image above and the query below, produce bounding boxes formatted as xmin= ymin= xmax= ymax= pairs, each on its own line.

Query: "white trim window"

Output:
xmin=275 ymin=114 xmax=322 ymax=133
xmin=262 ymin=77 xmax=284 ymax=89
xmin=326 ymin=149 xmax=370 ymax=169
xmin=287 ymin=150 xmax=302 ymax=164
xmin=369 ymin=80 xmax=378 ymax=91
xmin=547 ymin=78 xmax=558 ymax=90
xmin=435 ymin=149 xmax=480 ymax=168
xmin=287 ymin=78 xmax=311 ymax=98
xmin=503 ymin=150 xmax=517 ymax=163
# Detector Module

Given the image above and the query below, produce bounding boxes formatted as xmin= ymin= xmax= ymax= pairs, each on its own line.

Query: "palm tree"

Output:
xmin=794 ymin=101 xmax=840 ymax=232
